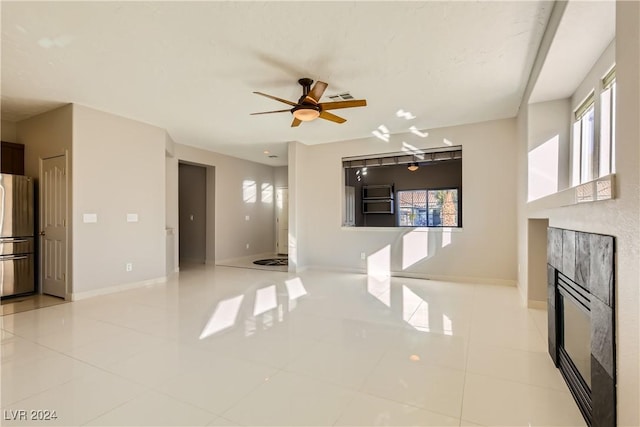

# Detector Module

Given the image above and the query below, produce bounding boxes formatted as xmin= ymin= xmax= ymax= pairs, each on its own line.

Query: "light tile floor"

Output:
xmin=0 ymin=265 xmax=586 ymax=426
xmin=1 ymin=294 xmax=67 ymax=316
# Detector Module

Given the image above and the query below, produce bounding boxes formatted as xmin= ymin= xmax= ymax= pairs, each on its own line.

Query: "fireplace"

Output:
xmin=547 ymin=228 xmax=615 ymax=427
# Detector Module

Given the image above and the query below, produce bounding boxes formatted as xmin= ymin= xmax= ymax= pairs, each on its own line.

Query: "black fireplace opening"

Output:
xmin=547 ymin=227 xmax=615 ymax=427
xmin=557 ymin=271 xmax=592 ymax=424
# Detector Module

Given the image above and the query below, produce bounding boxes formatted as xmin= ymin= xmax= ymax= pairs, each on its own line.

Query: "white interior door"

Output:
xmin=40 ymin=155 xmax=68 ymax=298
xmin=275 ymin=188 xmax=288 ymax=255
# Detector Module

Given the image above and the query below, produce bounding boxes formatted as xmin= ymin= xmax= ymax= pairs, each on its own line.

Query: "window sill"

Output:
xmin=341 ymin=226 xmax=463 ymax=232
xmin=527 ymin=174 xmax=615 ymax=211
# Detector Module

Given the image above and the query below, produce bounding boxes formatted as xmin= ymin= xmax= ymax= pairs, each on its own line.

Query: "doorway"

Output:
xmin=39 ymin=154 xmax=68 ymax=298
xmin=275 ymin=187 xmax=288 ymax=255
xmin=178 ymin=163 xmax=207 ymax=265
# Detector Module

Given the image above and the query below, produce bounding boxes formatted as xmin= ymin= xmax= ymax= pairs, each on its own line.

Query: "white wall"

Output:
xmin=293 ymin=118 xmax=518 ymax=284
xmin=17 ymin=105 xmax=73 ymax=178
xmin=72 ymin=105 xmax=166 ymax=295
xmin=274 ymin=166 xmax=288 ymax=189
xmin=287 ymin=142 xmax=304 ymax=270
xmin=165 ymin=134 xmax=179 ymax=275
xmin=527 ymin=98 xmax=571 ymax=196
xmin=16 ymin=105 xmax=74 ymax=295
xmin=173 ymin=144 xmax=275 ymax=262
xmin=1 ymin=120 xmax=18 ymax=142
xmin=517 ymin=2 xmax=639 ymax=423
xmin=572 ymin=40 xmax=616 ymax=105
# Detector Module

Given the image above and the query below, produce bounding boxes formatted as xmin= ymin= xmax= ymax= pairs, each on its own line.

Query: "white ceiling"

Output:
xmin=1 ymin=1 xmax=553 ymax=166
xmin=529 ymin=0 xmax=615 ymax=104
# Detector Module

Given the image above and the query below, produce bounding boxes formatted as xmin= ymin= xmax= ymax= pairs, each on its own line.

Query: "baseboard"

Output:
xmin=301 ymin=265 xmax=517 ymax=286
xmin=516 ymin=281 xmax=528 ymax=306
xmin=527 ymin=299 xmax=547 ymax=309
xmin=70 ymin=276 xmax=167 ymax=301
xmin=396 ymin=272 xmax=517 ymax=286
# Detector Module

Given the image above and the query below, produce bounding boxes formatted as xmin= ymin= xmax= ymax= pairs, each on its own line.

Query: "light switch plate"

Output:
xmin=127 ymin=213 xmax=139 ymax=223
xmin=83 ymin=213 xmax=98 ymax=223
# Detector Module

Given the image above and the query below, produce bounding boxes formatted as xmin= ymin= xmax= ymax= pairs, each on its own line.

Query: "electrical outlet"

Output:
xmin=360 ymin=252 xmax=366 ymax=260
xmin=126 ymin=263 xmax=133 ymax=272
xmin=246 ymin=243 xmax=250 ymax=249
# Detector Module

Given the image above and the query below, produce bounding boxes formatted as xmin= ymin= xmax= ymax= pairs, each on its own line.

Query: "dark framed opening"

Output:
xmin=343 ymin=146 xmax=462 ymax=228
xmin=556 ymin=271 xmax=593 ymax=424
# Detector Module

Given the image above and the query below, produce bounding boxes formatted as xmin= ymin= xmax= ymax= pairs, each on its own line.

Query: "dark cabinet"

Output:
xmin=362 ymin=184 xmax=394 ymax=214
xmin=1 ymin=141 xmax=25 ymax=175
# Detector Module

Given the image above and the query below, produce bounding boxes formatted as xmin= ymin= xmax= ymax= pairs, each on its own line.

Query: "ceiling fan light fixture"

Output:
xmin=407 ymin=162 xmax=419 ymax=172
xmin=292 ymin=107 xmax=320 ymax=122
xmin=251 ymin=78 xmax=366 ymax=126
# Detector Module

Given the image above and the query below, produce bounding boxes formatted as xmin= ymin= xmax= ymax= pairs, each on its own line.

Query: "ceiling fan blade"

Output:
xmin=250 ymin=109 xmax=291 ymax=115
xmin=305 ymin=81 xmax=328 ymax=104
xmin=291 ymin=117 xmax=302 ymax=127
xmin=319 ymin=111 xmax=346 ymax=124
xmin=319 ymin=99 xmax=367 ymax=111
xmin=253 ymin=91 xmax=297 ymax=107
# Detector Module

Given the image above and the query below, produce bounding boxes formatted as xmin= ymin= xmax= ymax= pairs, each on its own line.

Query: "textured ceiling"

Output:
xmin=529 ymin=0 xmax=615 ymax=103
xmin=1 ymin=1 xmax=553 ymax=166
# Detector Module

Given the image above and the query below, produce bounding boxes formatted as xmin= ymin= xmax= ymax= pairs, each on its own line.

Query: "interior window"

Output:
xmin=343 ymin=147 xmax=462 ymax=228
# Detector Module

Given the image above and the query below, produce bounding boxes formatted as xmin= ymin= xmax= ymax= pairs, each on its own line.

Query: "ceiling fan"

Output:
xmin=251 ymin=78 xmax=367 ymax=127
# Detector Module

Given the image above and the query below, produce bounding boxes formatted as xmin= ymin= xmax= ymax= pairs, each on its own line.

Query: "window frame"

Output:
xmin=397 ymin=187 xmax=461 ymax=228
xmin=571 ymin=66 xmax=617 ymax=187
xmin=572 ymin=93 xmax=596 ymax=186
xmin=599 ymin=68 xmax=616 ymax=176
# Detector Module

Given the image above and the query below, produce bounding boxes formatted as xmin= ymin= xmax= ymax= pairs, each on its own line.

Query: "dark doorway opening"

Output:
xmin=179 ymin=163 xmax=207 ymax=265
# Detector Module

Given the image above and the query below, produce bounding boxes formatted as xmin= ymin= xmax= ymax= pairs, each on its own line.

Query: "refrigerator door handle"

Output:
xmin=0 ymin=254 xmax=29 ymax=261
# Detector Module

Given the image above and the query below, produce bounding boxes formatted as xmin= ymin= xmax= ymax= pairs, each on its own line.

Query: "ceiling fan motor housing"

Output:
xmin=298 ymin=78 xmax=314 ymax=94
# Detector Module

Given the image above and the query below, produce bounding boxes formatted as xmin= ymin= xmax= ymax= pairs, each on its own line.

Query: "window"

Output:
xmin=398 ymin=190 xmax=427 ymax=226
xmin=398 ymin=188 xmax=459 ymax=227
xmin=600 ymin=68 xmax=616 ymax=176
xmin=572 ymin=93 xmax=595 ymax=185
xmin=571 ymin=67 xmax=616 ymax=187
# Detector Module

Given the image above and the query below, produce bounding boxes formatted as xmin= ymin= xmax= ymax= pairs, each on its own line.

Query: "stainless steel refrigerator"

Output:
xmin=0 ymin=173 xmax=35 ymax=298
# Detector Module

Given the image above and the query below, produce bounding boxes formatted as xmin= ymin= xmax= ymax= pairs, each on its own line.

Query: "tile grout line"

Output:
xmin=330 ymin=340 xmax=391 ymax=426
xmin=458 ymin=282 xmax=481 ymax=427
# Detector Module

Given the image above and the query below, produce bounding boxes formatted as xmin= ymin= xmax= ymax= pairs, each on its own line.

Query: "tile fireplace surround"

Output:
xmin=547 ymin=227 xmax=615 ymax=427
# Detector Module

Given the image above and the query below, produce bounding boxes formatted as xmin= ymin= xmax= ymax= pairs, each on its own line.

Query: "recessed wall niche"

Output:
xmin=342 ymin=146 xmax=462 ymax=228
